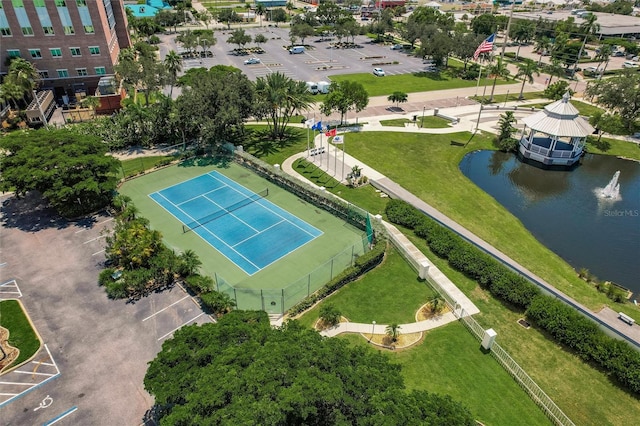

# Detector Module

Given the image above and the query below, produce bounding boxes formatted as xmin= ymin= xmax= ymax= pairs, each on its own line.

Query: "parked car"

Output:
xmin=583 ymin=66 xmax=598 ymax=75
xmin=289 ymin=46 xmax=305 ymax=54
xmin=613 ymin=50 xmax=625 ymax=57
xmin=391 ymin=44 xmax=403 ymax=50
xmin=244 ymin=57 xmax=261 ymax=65
xmin=373 ymin=67 xmax=385 ymax=76
xmin=623 ymin=61 xmax=639 ymax=68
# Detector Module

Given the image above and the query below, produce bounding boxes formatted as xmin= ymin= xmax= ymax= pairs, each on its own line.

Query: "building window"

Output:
xmin=0 ymin=28 xmax=11 ymax=36
xmin=42 ymin=26 xmax=54 ymax=35
xmin=63 ymin=25 xmax=74 ymax=35
xmin=76 ymin=68 xmax=87 ymax=76
xmin=54 ymin=0 xmax=66 ymax=6
xmin=89 ymin=46 xmax=100 ymax=55
xmin=7 ymin=49 xmax=21 ymax=58
xmin=11 ymin=1 xmax=24 ymax=7
xmin=50 ymin=48 xmax=62 ymax=57
xmin=83 ymin=25 xmax=94 ymax=34
xmin=94 ymin=66 xmax=106 ymax=75
xmin=21 ymin=26 xmax=33 ymax=35
xmin=39 ymin=70 xmax=49 ymax=79
xmin=29 ymin=48 xmax=42 ymax=59
xmin=57 ymin=69 xmax=69 ymax=78
xmin=33 ymin=0 xmax=46 ymax=6
xmin=70 ymin=47 xmax=81 ymax=57
xmin=76 ymin=0 xmax=87 ymax=6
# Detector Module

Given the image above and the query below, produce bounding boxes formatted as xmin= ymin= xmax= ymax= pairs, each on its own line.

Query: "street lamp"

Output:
xmin=421 ymin=106 xmax=426 ymax=128
xmin=370 ymin=320 xmax=376 ymax=342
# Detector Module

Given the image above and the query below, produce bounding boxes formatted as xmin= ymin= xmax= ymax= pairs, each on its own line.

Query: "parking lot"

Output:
xmin=157 ymin=27 xmax=433 ymax=84
xmin=0 ymin=192 xmax=212 ymax=425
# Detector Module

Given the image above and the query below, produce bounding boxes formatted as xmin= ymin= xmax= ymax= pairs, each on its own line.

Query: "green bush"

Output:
xmin=200 ymin=291 xmax=236 ymax=315
xmin=185 ymin=274 xmax=215 ymax=294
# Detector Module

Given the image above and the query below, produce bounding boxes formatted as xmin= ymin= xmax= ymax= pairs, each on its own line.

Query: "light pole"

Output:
xmin=421 ymin=106 xmax=426 ymax=128
xmin=370 ymin=320 xmax=376 ymax=342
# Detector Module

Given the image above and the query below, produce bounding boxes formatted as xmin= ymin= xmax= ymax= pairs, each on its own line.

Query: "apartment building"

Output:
xmin=0 ymin=0 xmax=131 ymax=102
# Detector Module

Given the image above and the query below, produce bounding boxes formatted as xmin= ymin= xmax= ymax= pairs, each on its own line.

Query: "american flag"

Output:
xmin=473 ymin=34 xmax=495 ymax=60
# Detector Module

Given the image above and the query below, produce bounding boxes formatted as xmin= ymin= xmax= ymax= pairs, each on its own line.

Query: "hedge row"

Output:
xmin=387 ymin=199 xmax=540 ymax=309
xmin=288 ymin=239 xmax=387 ymax=316
xmin=385 ymin=199 xmax=640 ymax=396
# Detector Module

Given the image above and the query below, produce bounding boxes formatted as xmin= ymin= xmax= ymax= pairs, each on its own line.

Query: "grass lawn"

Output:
xmin=120 ymin=155 xmax=176 ymax=179
xmin=472 ymin=91 xmax=545 ymax=104
xmin=521 ymin=100 xmax=604 ymax=117
xmin=420 ymin=115 xmax=451 ymax=128
xmin=586 ymin=136 xmax=640 ymax=160
xmin=329 ymin=72 xmax=510 ymax=97
xmin=399 ymin=229 xmax=640 ymax=426
xmin=296 ymin=246 xmax=436 ymax=328
xmin=0 ymin=300 xmax=41 ymax=368
xmin=329 ymin=328 xmax=551 ymax=425
xmin=379 ymin=118 xmax=411 ymax=127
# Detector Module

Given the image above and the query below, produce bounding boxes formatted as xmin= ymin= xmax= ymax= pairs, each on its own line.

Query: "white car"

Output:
xmin=244 ymin=57 xmax=261 ymax=65
xmin=390 ymin=44 xmax=403 ymax=50
xmin=623 ymin=61 xmax=639 ymax=68
xmin=373 ymin=68 xmax=385 ymax=77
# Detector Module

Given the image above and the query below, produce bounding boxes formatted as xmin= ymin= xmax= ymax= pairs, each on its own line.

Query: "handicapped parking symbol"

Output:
xmin=33 ymin=395 xmax=53 ymax=411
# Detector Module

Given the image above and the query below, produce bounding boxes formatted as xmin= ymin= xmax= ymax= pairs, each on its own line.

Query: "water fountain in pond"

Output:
xmin=600 ymin=171 xmax=621 ymax=199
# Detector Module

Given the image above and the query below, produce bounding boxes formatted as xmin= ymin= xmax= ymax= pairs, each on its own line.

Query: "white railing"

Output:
xmin=459 ymin=310 xmax=575 ymax=426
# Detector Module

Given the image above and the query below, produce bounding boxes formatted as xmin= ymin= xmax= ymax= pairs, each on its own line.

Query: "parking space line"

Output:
xmin=158 ymin=313 xmax=204 ymax=341
xmin=0 ymin=381 xmax=35 ymax=386
xmin=0 ymin=393 xmax=18 ymax=396
xmin=98 ymin=218 xmax=114 ymax=225
xmin=91 ymin=249 xmax=105 ymax=256
xmin=82 ymin=235 xmax=105 ymax=244
xmin=0 ymin=262 xmax=6 ymax=267
xmin=13 ymin=371 xmax=56 ymax=377
xmin=142 ymin=295 xmax=190 ymax=322
xmin=43 ymin=406 xmax=78 ymax=425
xmin=74 ymin=228 xmax=87 ymax=234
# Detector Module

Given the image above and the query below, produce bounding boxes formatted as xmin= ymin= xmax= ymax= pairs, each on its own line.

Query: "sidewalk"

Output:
xmin=319 ymin=312 xmax=457 ymax=338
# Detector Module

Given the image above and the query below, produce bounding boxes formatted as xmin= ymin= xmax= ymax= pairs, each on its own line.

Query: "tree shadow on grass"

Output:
xmin=244 ymin=127 xmax=305 ymax=157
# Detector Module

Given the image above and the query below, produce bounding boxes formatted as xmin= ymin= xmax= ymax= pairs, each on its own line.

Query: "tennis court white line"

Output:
xmin=157 ymin=313 xmax=204 ymax=341
xmin=232 ymin=219 xmax=286 ymax=247
xmin=177 ymin=184 xmax=226 ymax=206
xmin=142 ymin=295 xmax=190 ymax=322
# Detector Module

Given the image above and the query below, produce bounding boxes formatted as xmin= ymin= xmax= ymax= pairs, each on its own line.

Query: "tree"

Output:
xmin=217 ymin=8 xmax=240 ymax=29
xmin=290 ymin=22 xmax=315 ymax=46
xmin=227 ymin=28 xmax=252 ymax=51
xmin=543 ymin=80 xmax=573 ymax=101
xmin=574 ymin=14 xmax=600 ymax=74
xmin=164 ymin=50 xmax=182 ymax=98
xmin=545 ymin=58 xmax=565 ymax=87
xmin=253 ymin=72 xmax=312 ymax=140
xmin=387 ymin=91 xmax=408 ymax=108
xmin=144 ymin=312 xmax=476 ymax=425
xmin=319 ymin=304 xmax=341 ymax=327
xmin=385 ymin=323 xmax=401 ymax=343
xmin=178 ymin=249 xmax=201 ymax=276
xmin=470 ymin=13 xmax=496 ymax=36
xmin=320 ymin=80 xmax=369 ymax=124
xmin=497 ymin=111 xmax=518 ymax=152
xmin=5 ymin=58 xmax=39 ymax=105
xmin=594 ymin=44 xmax=613 ymax=78
xmin=0 ymin=128 xmax=119 ymax=217
xmin=515 ymin=59 xmax=539 ymax=100
xmin=199 ymin=291 xmax=236 ymax=316
xmin=256 ymin=4 xmax=266 ymax=27
xmin=510 ymin=20 xmax=535 ymax=60
xmin=534 ymin=36 xmax=552 ymax=65
xmin=199 ymin=10 xmax=213 ymax=29
xmin=0 ymin=81 xmax=26 ymax=109
xmin=254 ymin=33 xmax=268 ymax=49
xmin=427 ymin=295 xmax=445 ymax=315
xmin=585 ymin=71 xmax=640 ymax=132
xmin=487 ymin=57 xmax=510 ymax=103
xmin=81 ymin=96 xmax=101 ymax=118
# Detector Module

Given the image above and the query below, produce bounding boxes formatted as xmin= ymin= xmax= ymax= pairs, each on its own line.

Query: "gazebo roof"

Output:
xmin=521 ymin=93 xmax=594 ymax=137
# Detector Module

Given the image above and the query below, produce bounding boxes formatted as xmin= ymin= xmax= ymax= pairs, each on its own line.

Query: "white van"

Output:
xmin=316 ymin=81 xmax=331 ymax=94
xmin=289 ymin=46 xmax=305 ymax=54
xmin=305 ymin=81 xmax=318 ymax=94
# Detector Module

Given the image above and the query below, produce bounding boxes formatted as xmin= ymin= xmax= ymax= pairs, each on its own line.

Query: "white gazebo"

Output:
xmin=518 ymin=93 xmax=594 ymax=167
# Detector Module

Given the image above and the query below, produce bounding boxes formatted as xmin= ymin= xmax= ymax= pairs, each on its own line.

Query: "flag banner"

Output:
xmin=325 ymin=128 xmax=337 ymax=137
xmin=311 ymin=121 xmax=323 ymax=131
xmin=473 ymin=34 xmax=495 ymax=60
xmin=304 ymin=118 xmax=314 ymax=128
xmin=332 ymin=135 xmax=344 ymax=144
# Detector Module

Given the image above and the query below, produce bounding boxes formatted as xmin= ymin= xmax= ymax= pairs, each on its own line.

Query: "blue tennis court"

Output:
xmin=149 ymin=171 xmax=322 ymax=275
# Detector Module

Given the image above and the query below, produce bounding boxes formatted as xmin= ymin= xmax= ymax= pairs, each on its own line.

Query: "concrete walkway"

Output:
xmin=279 ymin=102 xmax=640 ymax=348
xmin=319 ymin=312 xmax=457 ymax=338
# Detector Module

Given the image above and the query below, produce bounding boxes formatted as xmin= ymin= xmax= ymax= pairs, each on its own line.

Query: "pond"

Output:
xmin=459 ymin=150 xmax=640 ymax=297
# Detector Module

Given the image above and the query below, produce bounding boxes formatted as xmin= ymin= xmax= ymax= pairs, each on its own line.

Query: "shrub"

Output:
xmin=319 ymin=304 xmax=341 ymax=327
xmin=200 ymin=291 xmax=236 ymax=316
xmin=185 ymin=274 xmax=215 ymax=294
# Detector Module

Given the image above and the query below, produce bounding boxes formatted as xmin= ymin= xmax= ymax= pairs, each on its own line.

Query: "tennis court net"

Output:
xmin=182 ymin=188 xmax=269 ymax=233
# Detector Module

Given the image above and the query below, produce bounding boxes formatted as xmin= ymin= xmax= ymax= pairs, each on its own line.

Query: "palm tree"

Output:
xmin=6 ymin=58 xmax=39 ymax=104
xmin=164 ymin=50 xmax=182 ymax=99
xmin=0 ymin=81 xmax=24 ymax=109
xmin=256 ymin=4 xmax=266 ymax=27
xmin=487 ymin=57 xmax=510 ymax=103
xmin=595 ymin=44 xmax=613 ymax=79
xmin=81 ymin=96 xmax=101 ymax=118
xmin=546 ymin=58 xmax=565 ymax=87
xmin=387 ymin=91 xmax=408 ymax=109
xmin=179 ymin=249 xmax=202 ymax=277
xmin=534 ymin=36 xmax=551 ymax=65
xmin=498 ymin=111 xmax=517 ymax=142
xmin=385 ymin=323 xmax=401 ymax=343
xmin=515 ymin=59 xmax=539 ymax=100
xmin=575 ymin=15 xmax=600 ymax=74
xmin=427 ymin=295 xmax=445 ymax=315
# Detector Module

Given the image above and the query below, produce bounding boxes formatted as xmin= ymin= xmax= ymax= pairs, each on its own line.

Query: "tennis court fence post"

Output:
xmin=307 ymin=276 xmax=310 ymax=297
xmin=261 ymin=290 xmax=264 ymax=311
xmin=330 ymin=259 xmax=334 ymax=280
xmin=214 ymin=273 xmax=219 ymax=291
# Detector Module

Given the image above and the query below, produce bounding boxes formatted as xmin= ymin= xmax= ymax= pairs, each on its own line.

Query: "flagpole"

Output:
xmin=333 ymin=135 xmax=337 ymax=176
xmin=342 ymin=137 xmax=345 ymax=181
xmin=475 ymin=63 xmax=482 ymax=97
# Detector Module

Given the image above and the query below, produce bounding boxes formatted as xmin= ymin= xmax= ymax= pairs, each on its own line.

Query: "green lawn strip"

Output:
xmin=521 ymin=100 xmax=604 ymax=117
xmin=379 ymin=118 xmax=410 ymax=127
xmin=120 ymin=155 xmax=175 ymax=178
xmin=400 ymin=231 xmax=640 ymax=426
xmin=328 ymin=72 xmax=510 ymax=97
xmin=335 ymin=325 xmax=550 ymax=426
xmin=471 ymin=90 xmax=546 ymax=104
xmin=420 ymin=115 xmax=451 ymax=128
xmin=297 ymin=246 xmax=435 ymax=327
xmin=585 ymin=136 xmax=640 ymax=160
xmin=342 ymin=130 xmax=628 ymax=313
xmin=291 ymin=158 xmax=388 ymax=216
xmin=0 ymin=300 xmax=41 ymax=368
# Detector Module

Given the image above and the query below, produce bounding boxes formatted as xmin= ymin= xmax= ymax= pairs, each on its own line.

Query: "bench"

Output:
xmin=309 ymin=147 xmax=326 ymax=156
xmin=618 ymin=312 xmax=635 ymax=326
xmin=435 ymin=112 xmax=459 ymax=125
